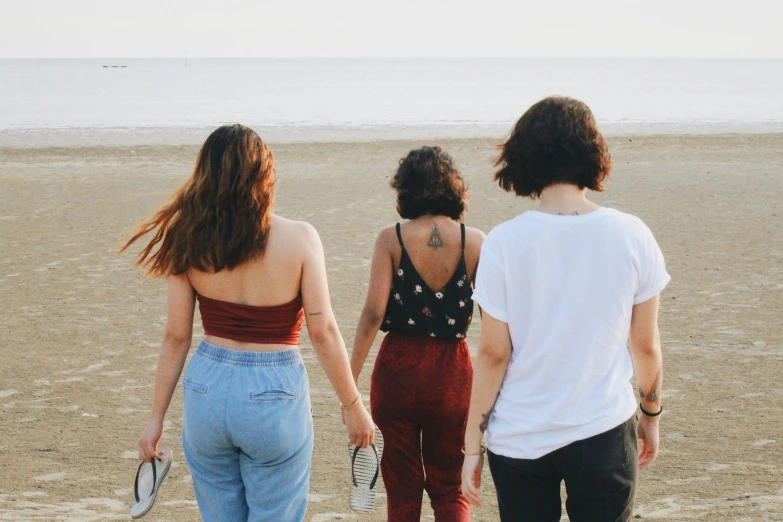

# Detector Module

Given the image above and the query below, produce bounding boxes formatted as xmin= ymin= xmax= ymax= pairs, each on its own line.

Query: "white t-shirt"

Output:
xmin=472 ymin=207 xmax=670 ymax=460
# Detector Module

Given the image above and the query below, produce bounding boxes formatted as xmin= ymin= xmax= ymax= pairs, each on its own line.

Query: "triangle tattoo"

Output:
xmin=427 ymin=225 xmax=444 ymax=249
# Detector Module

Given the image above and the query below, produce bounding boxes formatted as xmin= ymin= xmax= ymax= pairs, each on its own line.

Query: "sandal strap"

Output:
xmin=151 ymin=458 xmax=157 ymax=496
xmin=133 ymin=461 xmax=143 ymax=503
xmin=133 ymin=457 xmax=158 ymax=503
xmin=368 ymin=444 xmax=379 ymax=490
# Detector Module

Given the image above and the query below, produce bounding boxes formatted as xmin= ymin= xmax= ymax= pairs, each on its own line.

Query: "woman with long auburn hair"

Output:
xmin=122 ymin=124 xmax=374 ymax=522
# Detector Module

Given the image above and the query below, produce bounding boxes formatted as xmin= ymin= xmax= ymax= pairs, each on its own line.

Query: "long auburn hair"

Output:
xmin=121 ymin=124 xmax=276 ymax=277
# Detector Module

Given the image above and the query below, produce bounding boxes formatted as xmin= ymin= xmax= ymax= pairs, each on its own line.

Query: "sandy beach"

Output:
xmin=1 ymin=134 xmax=782 ymax=521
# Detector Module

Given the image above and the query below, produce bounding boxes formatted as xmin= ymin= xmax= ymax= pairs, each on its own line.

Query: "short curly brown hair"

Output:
xmin=495 ymin=96 xmax=612 ymax=198
xmin=391 ymin=146 xmax=468 ymax=220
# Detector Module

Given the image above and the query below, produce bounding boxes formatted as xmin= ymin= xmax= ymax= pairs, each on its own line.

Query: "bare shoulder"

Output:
xmin=375 ymin=224 xmax=399 ymax=250
xmin=464 ymin=225 xmax=486 ymax=249
xmin=463 ymin=225 xmax=485 ymax=271
xmin=272 ymin=215 xmax=322 ymax=254
xmin=275 ymin=215 xmax=318 ymax=237
xmin=464 ymin=225 xmax=486 ymax=241
xmin=168 ymin=272 xmax=194 ymax=291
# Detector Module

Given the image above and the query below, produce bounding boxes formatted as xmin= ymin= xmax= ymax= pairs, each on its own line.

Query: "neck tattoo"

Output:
xmin=427 ymin=224 xmax=444 ymax=249
xmin=557 ymin=211 xmax=580 ymax=216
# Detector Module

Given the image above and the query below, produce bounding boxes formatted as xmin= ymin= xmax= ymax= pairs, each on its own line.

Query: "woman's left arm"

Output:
xmin=138 ymin=274 xmax=195 ymax=461
xmin=350 ymin=229 xmax=394 ymax=384
xmin=461 ymin=312 xmax=512 ymax=507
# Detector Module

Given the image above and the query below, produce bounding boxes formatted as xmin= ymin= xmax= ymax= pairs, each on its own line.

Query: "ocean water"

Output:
xmin=1 ymin=58 xmax=781 ymax=144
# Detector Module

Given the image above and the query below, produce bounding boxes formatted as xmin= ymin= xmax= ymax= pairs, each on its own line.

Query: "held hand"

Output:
xmin=461 ymin=453 xmax=484 ymax=507
xmin=138 ymin=418 xmax=164 ymax=462
xmin=343 ymin=402 xmax=375 ymax=448
xmin=637 ymin=414 xmax=660 ymax=468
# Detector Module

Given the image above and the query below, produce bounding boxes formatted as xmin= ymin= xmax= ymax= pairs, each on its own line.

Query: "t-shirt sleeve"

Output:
xmin=634 ymin=223 xmax=671 ymax=304
xmin=472 ymin=237 xmax=509 ymax=323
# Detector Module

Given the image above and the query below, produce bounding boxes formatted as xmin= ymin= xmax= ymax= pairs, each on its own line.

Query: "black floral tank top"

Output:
xmin=380 ymin=223 xmax=474 ymax=340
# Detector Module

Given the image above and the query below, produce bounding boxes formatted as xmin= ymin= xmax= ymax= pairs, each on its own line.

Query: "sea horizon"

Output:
xmin=2 ymin=57 xmax=782 ymax=146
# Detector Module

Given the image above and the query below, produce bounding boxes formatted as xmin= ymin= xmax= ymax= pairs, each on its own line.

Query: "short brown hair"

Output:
xmin=391 ymin=146 xmax=468 ymax=220
xmin=121 ymin=124 xmax=276 ymax=276
xmin=495 ymin=96 xmax=612 ymax=198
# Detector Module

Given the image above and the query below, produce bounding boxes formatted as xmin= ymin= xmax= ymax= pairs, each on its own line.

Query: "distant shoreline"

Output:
xmin=3 ymin=122 xmax=783 ymax=148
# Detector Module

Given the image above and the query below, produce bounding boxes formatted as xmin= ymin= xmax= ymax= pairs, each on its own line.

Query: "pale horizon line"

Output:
xmin=2 ymin=55 xmax=782 ymax=61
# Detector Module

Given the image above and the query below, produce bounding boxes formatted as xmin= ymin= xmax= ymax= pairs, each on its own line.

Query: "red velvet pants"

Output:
xmin=370 ymin=332 xmax=473 ymax=522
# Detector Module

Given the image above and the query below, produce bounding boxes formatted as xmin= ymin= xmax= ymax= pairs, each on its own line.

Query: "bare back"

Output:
xmin=186 ymin=214 xmax=313 ymax=351
xmin=390 ymin=217 xmax=483 ymax=289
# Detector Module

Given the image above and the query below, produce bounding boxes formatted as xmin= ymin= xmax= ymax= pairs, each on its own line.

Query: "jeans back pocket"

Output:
xmin=183 ymin=379 xmax=208 ymax=395
xmin=250 ymin=389 xmax=297 ymax=402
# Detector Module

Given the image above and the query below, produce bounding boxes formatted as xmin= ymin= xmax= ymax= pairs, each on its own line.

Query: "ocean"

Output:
xmin=1 ymin=58 xmax=781 ymax=145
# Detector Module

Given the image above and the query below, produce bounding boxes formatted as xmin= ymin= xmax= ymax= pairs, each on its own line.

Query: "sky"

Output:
xmin=1 ymin=0 xmax=781 ymax=59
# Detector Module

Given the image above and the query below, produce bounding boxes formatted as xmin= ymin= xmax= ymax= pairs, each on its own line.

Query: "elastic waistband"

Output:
xmin=196 ymin=340 xmax=303 ymax=367
xmin=383 ymin=331 xmax=468 ymax=347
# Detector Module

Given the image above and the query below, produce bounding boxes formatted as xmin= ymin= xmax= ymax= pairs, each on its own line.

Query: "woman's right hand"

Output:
xmin=138 ymin=418 xmax=165 ymax=462
xmin=342 ymin=402 xmax=375 ymax=448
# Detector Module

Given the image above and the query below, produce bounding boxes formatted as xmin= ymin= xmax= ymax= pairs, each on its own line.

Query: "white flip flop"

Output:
xmin=348 ymin=426 xmax=384 ymax=513
xmin=130 ymin=448 xmax=173 ymax=519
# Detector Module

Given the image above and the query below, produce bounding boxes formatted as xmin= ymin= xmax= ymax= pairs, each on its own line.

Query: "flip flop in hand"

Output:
xmin=348 ymin=426 xmax=384 ymax=513
xmin=130 ymin=448 xmax=173 ymax=519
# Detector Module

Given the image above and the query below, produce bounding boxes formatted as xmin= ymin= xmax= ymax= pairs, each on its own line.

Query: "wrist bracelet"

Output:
xmin=340 ymin=394 xmax=362 ymax=411
xmin=639 ymin=402 xmax=663 ymax=417
xmin=461 ymin=445 xmax=485 ymax=457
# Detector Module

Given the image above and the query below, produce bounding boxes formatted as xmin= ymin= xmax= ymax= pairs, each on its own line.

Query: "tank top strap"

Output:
xmin=460 ymin=223 xmax=466 ymax=251
xmin=395 ymin=223 xmax=405 ymax=249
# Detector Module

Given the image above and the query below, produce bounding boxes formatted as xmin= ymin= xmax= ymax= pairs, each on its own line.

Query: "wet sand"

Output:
xmin=0 ymin=134 xmax=782 ymax=520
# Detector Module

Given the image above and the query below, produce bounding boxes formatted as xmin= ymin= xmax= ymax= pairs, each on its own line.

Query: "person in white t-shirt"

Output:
xmin=460 ymin=96 xmax=670 ymax=522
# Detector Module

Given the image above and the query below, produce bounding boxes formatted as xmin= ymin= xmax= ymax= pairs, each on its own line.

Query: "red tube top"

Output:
xmin=196 ymin=293 xmax=304 ymax=345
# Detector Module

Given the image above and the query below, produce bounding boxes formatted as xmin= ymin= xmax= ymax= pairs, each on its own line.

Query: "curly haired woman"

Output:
xmin=461 ymin=97 xmax=670 ymax=521
xmin=122 ymin=124 xmax=374 ymax=522
xmin=351 ymin=146 xmax=485 ymax=521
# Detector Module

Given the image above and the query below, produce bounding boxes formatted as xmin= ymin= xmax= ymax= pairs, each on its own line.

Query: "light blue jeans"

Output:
xmin=182 ymin=340 xmax=313 ymax=522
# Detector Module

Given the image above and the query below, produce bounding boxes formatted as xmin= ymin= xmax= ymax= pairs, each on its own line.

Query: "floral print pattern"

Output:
xmin=380 ymin=223 xmax=474 ymax=340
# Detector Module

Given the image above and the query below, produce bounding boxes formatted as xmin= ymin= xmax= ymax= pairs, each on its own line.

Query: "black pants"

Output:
xmin=488 ymin=415 xmax=638 ymax=522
